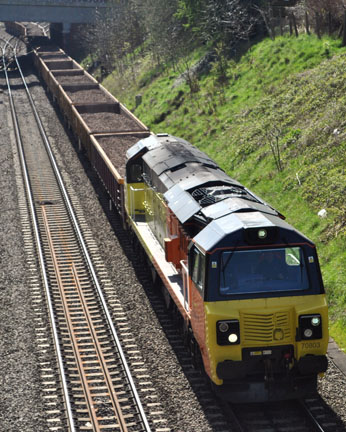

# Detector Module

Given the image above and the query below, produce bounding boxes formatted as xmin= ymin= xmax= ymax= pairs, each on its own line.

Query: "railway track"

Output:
xmin=1 ymin=39 xmax=161 ymax=432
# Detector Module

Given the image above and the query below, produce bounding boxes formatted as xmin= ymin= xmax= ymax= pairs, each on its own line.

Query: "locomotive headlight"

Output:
xmin=258 ymin=229 xmax=267 ymax=239
xmin=217 ymin=320 xmax=240 ymax=346
xmin=228 ymin=333 xmax=238 ymax=343
xmin=311 ymin=316 xmax=321 ymax=327
xmin=219 ymin=322 xmax=229 ymax=333
xmin=299 ymin=314 xmax=322 ymax=340
xmin=304 ymin=328 xmax=313 ymax=338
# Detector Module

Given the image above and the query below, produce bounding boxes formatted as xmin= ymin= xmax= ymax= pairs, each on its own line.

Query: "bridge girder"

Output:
xmin=0 ymin=1 xmax=109 ymax=26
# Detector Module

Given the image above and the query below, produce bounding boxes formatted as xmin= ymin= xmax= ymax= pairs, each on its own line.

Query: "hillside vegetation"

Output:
xmin=100 ymin=34 xmax=346 ymax=349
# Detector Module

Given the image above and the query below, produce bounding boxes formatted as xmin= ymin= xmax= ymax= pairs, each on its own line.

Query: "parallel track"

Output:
xmin=1 ymin=40 xmax=152 ymax=432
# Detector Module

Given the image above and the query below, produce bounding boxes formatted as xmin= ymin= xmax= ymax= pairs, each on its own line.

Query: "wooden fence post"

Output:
xmin=343 ymin=11 xmax=346 ymax=46
xmin=305 ymin=11 xmax=310 ymax=35
xmin=316 ymin=12 xmax=321 ymax=39
xmin=292 ymin=13 xmax=298 ymax=37
xmin=338 ymin=23 xmax=343 ymax=39
xmin=269 ymin=6 xmax=275 ymax=40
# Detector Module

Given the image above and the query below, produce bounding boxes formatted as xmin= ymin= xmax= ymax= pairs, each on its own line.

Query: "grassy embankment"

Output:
xmin=100 ymin=34 xmax=346 ymax=350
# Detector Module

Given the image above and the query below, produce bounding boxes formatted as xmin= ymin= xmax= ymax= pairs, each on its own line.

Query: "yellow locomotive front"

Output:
xmin=189 ymin=212 xmax=328 ymax=402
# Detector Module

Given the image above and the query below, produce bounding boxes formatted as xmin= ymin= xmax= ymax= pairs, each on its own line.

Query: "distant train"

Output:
xmin=31 ymin=44 xmax=328 ymax=402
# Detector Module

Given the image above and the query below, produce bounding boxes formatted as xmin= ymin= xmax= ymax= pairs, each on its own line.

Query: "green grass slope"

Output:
xmin=103 ymin=34 xmax=346 ymax=349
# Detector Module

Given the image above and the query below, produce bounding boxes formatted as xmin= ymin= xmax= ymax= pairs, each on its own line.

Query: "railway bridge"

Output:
xmin=0 ymin=0 xmax=110 ymax=35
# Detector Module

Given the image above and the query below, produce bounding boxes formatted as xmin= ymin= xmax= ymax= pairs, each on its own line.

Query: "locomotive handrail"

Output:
xmin=129 ymin=186 xmax=146 ymax=191
xmin=181 ymin=260 xmax=190 ymax=312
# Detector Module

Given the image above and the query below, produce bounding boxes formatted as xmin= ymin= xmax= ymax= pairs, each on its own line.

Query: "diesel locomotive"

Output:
xmin=125 ymin=133 xmax=328 ymax=402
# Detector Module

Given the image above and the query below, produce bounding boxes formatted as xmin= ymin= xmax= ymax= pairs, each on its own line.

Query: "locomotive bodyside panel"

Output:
xmin=127 ymin=216 xmax=191 ymax=320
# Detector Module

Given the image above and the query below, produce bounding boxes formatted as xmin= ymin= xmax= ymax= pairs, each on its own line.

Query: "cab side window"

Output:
xmin=128 ymin=163 xmax=143 ymax=182
xmin=191 ymin=247 xmax=205 ymax=293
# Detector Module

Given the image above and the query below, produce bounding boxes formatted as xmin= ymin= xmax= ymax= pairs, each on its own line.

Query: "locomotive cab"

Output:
xmin=188 ymin=211 xmax=328 ymax=402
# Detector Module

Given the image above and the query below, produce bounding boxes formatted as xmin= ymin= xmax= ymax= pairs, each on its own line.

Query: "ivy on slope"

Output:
xmin=224 ymin=52 xmax=346 ymax=240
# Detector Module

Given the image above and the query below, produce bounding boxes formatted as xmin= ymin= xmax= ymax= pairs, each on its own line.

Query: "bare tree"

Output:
xmin=133 ymin=0 xmax=188 ymax=68
xmin=253 ymin=3 xmax=276 ymax=40
xmin=200 ymin=0 xmax=258 ymax=45
xmin=304 ymin=0 xmax=346 ymax=35
xmin=80 ymin=1 xmax=145 ymax=77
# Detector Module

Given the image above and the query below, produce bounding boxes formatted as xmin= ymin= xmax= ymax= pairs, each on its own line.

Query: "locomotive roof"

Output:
xmin=200 ymin=196 xmax=278 ymax=220
xmin=128 ymin=134 xmax=242 ymax=192
xmin=159 ymin=162 xmax=237 ymax=192
xmin=142 ymin=139 xmax=219 ymax=175
xmin=193 ymin=211 xmax=312 ymax=252
xmin=128 ymin=134 xmax=282 ymax=224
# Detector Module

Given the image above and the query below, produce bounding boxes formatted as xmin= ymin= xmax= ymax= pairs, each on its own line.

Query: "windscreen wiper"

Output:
xmin=221 ymin=242 xmax=238 ymax=286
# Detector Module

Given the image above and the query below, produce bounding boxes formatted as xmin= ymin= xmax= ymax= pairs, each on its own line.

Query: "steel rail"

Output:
xmin=0 ymin=36 xmax=14 ymax=70
xmin=299 ymin=399 xmax=326 ymax=432
xmin=1 ymin=39 xmax=76 ymax=432
xmin=12 ymin=43 xmax=152 ymax=432
xmin=224 ymin=399 xmax=330 ymax=432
